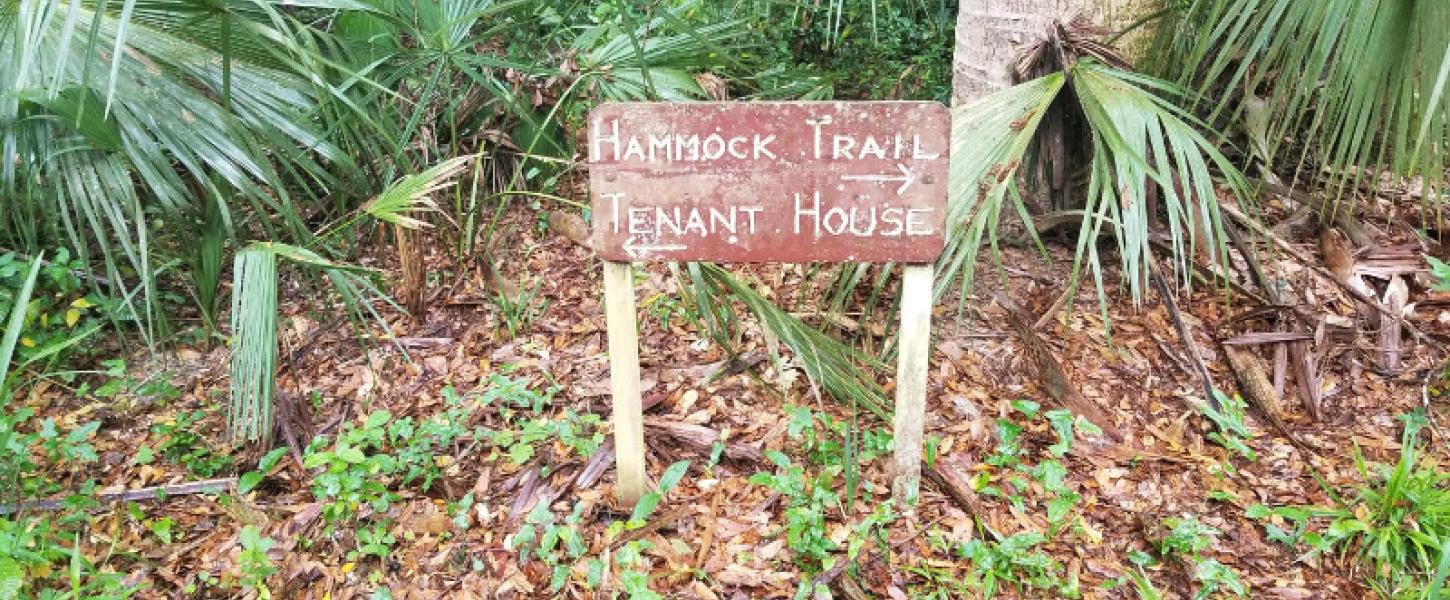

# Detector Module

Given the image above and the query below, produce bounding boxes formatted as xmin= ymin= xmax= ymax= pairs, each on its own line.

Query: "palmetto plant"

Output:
xmin=1 ymin=0 xmax=351 ymax=347
xmin=944 ymin=58 xmax=1249 ymax=321
xmin=228 ymin=158 xmax=469 ymax=444
xmin=1160 ymin=0 xmax=1450 ymax=208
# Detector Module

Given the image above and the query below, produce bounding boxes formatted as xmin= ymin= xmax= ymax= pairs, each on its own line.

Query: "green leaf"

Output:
xmin=658 ymin=460 xmax=691 ymax=494
xmin=19 ymin=87 xmax=124 ymax=151
xmin=0 ymin=557 xmax=21 ymax=600
xmin=149 ymin=517 xmax=175 ymax=544
xmin=0 ymin=253 xmax=42 ymax=400
xmin=238 ymin=472 xmax=264 ymax=495
xmin=258 ymin=447 xmax=288 ymax=472
xmin=629 ymin=493 xmax=662 ymax=525
xmin=337 ymin=445 xmax=366 ymax=464
xmin=1047 ymin=494 xmax=1078 ymax=526
xmin=1011 ymin=399 xmax=1041 ymax=420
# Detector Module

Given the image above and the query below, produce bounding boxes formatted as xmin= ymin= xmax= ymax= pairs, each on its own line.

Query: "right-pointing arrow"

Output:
xmin=841 ymin=163 xmax=917 ymax=195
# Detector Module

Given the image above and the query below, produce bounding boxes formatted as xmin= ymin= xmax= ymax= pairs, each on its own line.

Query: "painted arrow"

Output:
xmin=622 ymin=237 xmax=687 ymax=258
xmin=841 ymin=163 xmax=917 ymax=195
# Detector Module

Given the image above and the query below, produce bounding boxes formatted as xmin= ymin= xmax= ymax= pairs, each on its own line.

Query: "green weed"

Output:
xmin=136 ymin=409 xmax=235 ymax=478
xmin=1247 ymin=411 xmax=1447 ymax=598
xmin=237 ymin=525 xmax=277 ymax=599
xmin=491 ymin=277 xmax=549 ymax=339
xmin=1199 ymin=391 xmax=1257 ymax=464
xmin=1155 ymin=515 xmax=1248 ymax=599
xmin=958 ymin=531 xmax=1078 ymax=598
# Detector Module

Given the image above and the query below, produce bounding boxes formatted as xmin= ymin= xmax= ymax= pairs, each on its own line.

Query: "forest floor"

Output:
xmin=13 ymin=190 xmax=1450 ymax=600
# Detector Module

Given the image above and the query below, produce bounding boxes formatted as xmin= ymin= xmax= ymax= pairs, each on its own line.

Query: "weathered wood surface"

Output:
xmin=892 ymin=264 xmax=934 ymax=504
xmin=603 ymin=261 xmax=646 ymax=505
xmin=589 ymin=102 xmax=948 ymax=263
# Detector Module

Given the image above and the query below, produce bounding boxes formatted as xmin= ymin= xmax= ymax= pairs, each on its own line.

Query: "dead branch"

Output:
xmin=1222 ymin=345 xmax=1282 ymax=418
xmin=1146 ymin=254 xmax=1219 ymax=411
xmin=994 ymin=293 xmax=1122 ymax=439
xmin=0 ymin=478 xmax=236 ymax=515
xmin=1221 ymin=203 xmax=1443 ymax=352
xmin=1221 ymin=343 xmax=1315 ymax=456
xmin=644 ymin=416 xmax=764 ymax=463
xmin=923 ymin=458 xmax=986 ymax=525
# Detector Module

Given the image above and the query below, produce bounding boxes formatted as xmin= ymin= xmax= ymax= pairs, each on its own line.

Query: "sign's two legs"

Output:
xmin=603 ymin=261 xmax=647 ymax=505
xmin=604 ymin=259 xmax=933 ymax=510
xmin=891 ymin=264 xmax=934 ymax=505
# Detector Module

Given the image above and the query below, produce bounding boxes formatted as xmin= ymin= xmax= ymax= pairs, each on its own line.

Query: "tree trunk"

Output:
xmin=951 ymin=0 xmax=1163 ymax=105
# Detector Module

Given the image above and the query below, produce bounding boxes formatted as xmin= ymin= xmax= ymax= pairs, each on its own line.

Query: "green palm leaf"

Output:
xmin=1164 ymin=0 xmax=1450 ymax=206
xmin=228 ymin=247 xmax=277 ymax=444
xmin=362 ymin=156 xmax=471 ymax=229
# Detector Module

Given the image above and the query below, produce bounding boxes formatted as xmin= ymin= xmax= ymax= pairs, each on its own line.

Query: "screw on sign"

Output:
xmin=591 ymin=102 xmax=948 ymax=507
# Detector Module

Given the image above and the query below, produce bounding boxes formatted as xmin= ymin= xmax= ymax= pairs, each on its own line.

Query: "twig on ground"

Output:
xmin=1147 ymin=253 xmax=1219 ymax=411
xmin=0 ymin=478 xmax=236 ymax=515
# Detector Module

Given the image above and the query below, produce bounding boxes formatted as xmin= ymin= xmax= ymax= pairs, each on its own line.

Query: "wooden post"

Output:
xmin=892 ymin=264 xmax=933 ymax=504
xmin=603 ymin=261 xmax=647 ymax=505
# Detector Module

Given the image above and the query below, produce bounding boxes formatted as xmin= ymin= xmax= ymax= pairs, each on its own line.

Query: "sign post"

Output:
xmin=590 ymin=102 xmax=948 ymax=506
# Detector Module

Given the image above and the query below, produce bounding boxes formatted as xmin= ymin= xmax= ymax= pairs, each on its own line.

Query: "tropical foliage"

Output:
xmin=1159 ymin=0 xmax=1450 ymax=208
xmin=2 ymin=0 xmax=1448 ymax=461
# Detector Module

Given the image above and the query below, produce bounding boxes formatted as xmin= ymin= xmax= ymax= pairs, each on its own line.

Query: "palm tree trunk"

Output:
xmin=951 ymin=0 xmax=1163 ymax=104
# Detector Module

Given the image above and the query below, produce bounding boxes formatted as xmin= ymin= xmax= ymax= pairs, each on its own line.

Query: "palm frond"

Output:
xmin=228 ymin=247 xmax=278 ymax=444
xmin=361 ymin=156 xmax=471 ymax=229
xmin=939 ymin=72 xmax=1064 ymax=301
xmin=576 ymin=1 xmax=748 ymax=101
xmin=0 ymin=253 xmax=44 ymax=402
xmin=941 ymin=62 xmax=1250 ymax=322
xmin=1164 ymin=0 xmax=1450 ymax=205
xmin=226 ymin=241 xmax=398 ymax=444
xmin=1071 ymin=62 xmax=1249 ymax=303
xmin=685 ymin=263 xmax=889 ymax=420
xmin=3 ymin=0 xmax=349 ymax=348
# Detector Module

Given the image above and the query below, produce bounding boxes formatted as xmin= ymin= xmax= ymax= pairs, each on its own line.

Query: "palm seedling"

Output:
xmin=227 ymin=158 xmax=470 ymax=444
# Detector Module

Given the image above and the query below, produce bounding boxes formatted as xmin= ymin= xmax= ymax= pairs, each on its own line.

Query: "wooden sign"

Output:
xmin=593 ymin=102 xmax=948 ymax=508
xmin=589 ymin=102 xmax=948 ymax=263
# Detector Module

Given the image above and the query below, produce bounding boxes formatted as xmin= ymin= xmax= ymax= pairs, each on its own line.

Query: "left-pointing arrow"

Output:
xmin=622 ymin=237 xmax=687 ymax=258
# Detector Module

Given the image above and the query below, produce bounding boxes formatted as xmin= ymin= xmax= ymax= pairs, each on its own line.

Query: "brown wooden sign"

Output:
xmin=589 ymin=102 xmax=949 ymax=263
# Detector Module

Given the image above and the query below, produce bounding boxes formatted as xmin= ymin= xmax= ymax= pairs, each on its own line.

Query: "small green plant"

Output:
xmin=0 ymin=512 xmax=136 ymax=599
xmin=642 ymin=292 xmax=699 ymax=329
xmin=490 ymin=276 xmax=549 ymax=339
xmin=87 ymin=359 xmax=181 ymax=405
xmin=238 ymin=447 xmax=289 ymax=495
xmin=959 ymin=531 xmax=1078 ymax=598
xmin=137 ymin=409 xmax=234 ymax=477
xmin=1155 ymin=515 xmax=1247 ymax=599
xmin=972 ymin=402 xmax=1092 ymax=536
xmin=237 ymin=525 xmax=277 ymax=599
xmin=0 ymin=249 xmax=111 ymax=373
xmin=750 ymin=450 xmax=837 ymax=565
xmin=351 ymin=522 xmax=396 ymax=562
xmin=148 ymin=517 xmax=176 ymax=544
xmin=1099 ymin=550 xmax=1164 ymax=600
xmin=614 ymin=540 xmax=662 ymax=600
xmin=1045 ymin=408 xmax=1102 ymax=457
xmin=906 ymin=560 xmax=977 ymax=599
xmin=511 ymin=461 xmax=690 ymax=595
xmin=1191 ymin=558 xmax=1248 ymax=599
xmin=1 ymin=407 xmax=101 ymax=499
xmin=1199 ymin=391 xmax=1257 ymax=463
xmin=489 ymin=409 xmax=603 ymax=465
xmin=1158 ymin=515 xmax=1219 ymax=557
xmin=1247 ymin=411 xmax=1447 ymax=598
